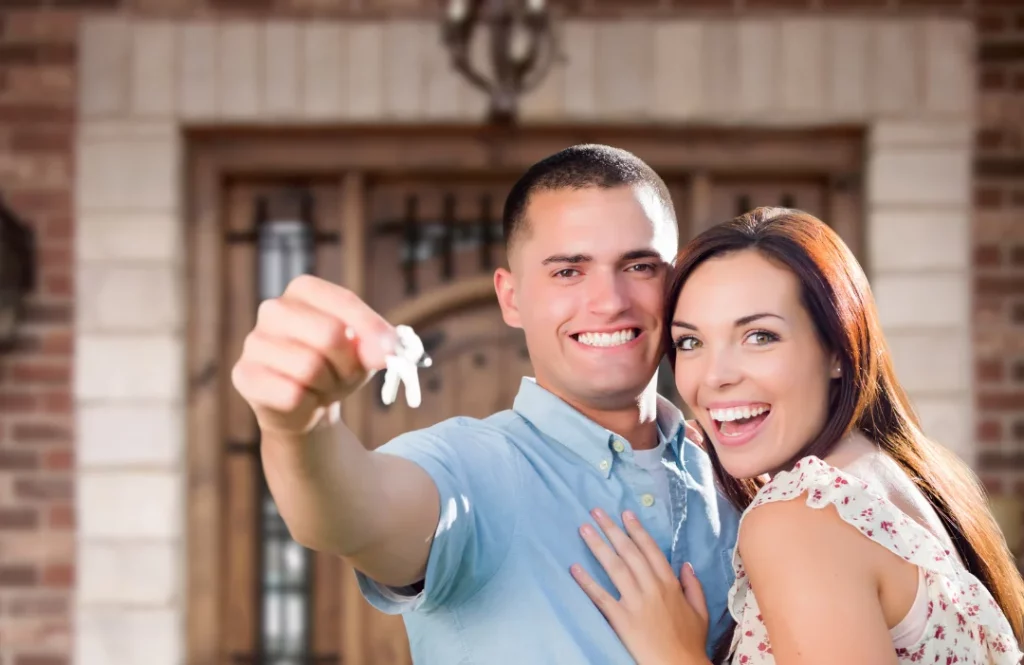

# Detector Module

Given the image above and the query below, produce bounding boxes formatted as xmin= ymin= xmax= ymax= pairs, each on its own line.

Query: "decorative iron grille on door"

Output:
xmin=224 ymin=185 xmax=342 ymax=665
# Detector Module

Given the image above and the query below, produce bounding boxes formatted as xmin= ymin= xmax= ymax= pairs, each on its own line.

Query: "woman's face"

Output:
xmin=671 ymin=249 xmax=840 ymax=479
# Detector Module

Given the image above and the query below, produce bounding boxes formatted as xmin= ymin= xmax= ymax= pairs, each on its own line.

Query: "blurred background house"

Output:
xmin=0 ymin=0 xmax=1021 ymax=664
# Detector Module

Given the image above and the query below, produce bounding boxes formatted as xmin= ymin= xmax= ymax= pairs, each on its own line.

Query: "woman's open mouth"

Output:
xmin=708 ymin=404 xmax=772 ymax=447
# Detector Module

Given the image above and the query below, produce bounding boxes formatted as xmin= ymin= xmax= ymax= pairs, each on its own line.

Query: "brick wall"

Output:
xmin=0 ymin=2 xmax=1020 ymax=665
xmin=974 ymin=2 xmax=1024 ymax=529
xmin=0 ymin=9 xmax=78 ymax=665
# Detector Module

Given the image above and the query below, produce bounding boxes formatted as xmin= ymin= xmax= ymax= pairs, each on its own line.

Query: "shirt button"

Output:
xmin=640 ymin=494 xmax=655 ymax=507
xmin=612 ymin=440 xmax=626 ymax=453
xmin=599 ymin=459 xmax=611 ymax=471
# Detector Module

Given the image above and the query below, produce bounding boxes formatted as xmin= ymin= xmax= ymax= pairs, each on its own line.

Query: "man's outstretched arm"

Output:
xmin=232 ymin=275 xmax=439 ymax=587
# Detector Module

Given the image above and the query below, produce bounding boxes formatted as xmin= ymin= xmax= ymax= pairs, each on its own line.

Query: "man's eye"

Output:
xmin=555 ymin=268 xmax=579 ymax=278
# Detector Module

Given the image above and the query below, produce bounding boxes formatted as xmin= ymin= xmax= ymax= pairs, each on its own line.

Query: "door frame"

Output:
xmin=184 ymin=123 xmax=866 ymax=665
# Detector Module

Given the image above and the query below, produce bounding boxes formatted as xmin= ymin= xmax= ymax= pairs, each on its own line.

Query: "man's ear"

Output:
xmin=494 ymin=268 xmax=522 ymax=329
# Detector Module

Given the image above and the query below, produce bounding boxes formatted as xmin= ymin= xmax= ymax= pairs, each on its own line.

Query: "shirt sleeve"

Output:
xmin=354 ymin=418 xmax=522 ymax=615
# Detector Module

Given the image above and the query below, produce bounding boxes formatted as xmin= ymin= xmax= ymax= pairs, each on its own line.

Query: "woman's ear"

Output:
xmin=829 ymin=353 xmax=843 ymax=379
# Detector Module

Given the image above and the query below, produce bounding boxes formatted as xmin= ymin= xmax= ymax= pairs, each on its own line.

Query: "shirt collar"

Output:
xmin=511 ymin=377 xmax=686 ymax=477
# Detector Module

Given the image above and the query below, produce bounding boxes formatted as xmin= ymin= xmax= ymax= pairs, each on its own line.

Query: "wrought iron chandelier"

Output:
xmin=441 ymin=0 xmax=560 ymax=124
xmin=0 ymin=195 xmax=35 ymax=351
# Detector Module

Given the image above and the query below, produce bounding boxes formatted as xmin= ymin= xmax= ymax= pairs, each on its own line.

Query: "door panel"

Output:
xmin=221 ymin=179 xmax=343 ymax=665
xmin=212 ymin=161 xmax=858 ymax=665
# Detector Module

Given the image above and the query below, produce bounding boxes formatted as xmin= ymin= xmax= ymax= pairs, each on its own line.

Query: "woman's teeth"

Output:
xmin=710 ymin=405 xmax=770 ymax=422
xmin=575 ymin=329 xmax=637 ymax=348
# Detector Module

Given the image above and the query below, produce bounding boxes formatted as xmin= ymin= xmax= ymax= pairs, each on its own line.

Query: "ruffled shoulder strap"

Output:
xmin=727 ymin=455 xmax=958 ymax=624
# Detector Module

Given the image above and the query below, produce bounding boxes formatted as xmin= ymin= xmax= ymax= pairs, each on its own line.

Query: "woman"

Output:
xmin=570 ymin=207 xmax=1024 ymax=664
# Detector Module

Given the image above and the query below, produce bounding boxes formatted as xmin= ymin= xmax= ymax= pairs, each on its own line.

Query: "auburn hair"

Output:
xmin=664 ymin=207 xmax=1024 ymax=660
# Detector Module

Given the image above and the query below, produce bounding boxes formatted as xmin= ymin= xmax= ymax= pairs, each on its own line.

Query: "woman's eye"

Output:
xmin=674 ymin=336 xmax=701 ymax=351
xmin=746 ymin=330 xmax=779 ymax=345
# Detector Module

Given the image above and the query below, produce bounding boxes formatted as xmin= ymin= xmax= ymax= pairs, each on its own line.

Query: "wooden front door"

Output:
xmin=188 ymin=127 xmax=864 ymax=665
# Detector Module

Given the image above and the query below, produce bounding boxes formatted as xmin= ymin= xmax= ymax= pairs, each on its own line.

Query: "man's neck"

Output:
xmin=548 ymin=381 xmax=662 ymax=451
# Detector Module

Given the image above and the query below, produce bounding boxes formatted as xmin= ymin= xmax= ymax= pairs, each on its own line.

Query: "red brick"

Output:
xmin=11 ymin=423 xmax=71 ymax=444
xmin=976 ymin=276 xmax=1024 ymax=296
xmin=41 ymin=564 xmax=72 ymax=588
xmin=6 ymin=594 xmax=68 ymax=617
xmin=981 ymin=474 xmax=1005 ymax=495
xmin=14 ymin=477 xmax=71 ymax=501
xmin=1013 ymin=419 xmax=1024 ymax=442
xmin=42 ymin=272 xmax=71 ymax=298
xmin=977 ymin=357 xmax=1006 ymax=382
xmin=42 ymin=449 xmax=72 ymax=471
xmin=40 ymin=392 xmax=71 ymax=414
xmin=0 ymin=104 xmax=72 ymax=124
xmin=1 ymin=10 xmax=81 ymax=44
xmin=975 ymin=185 xmax=1004 ymax=208
xmin=47 ymin=503 xmax=72 ymax=529
xmin=39 ymin=247 xmax=71 ymax=271
xmin=10 ymin=127 xmax=72 ymax=153
xmin=978 ymin=391 xmax=1024 ymax=411
xmin=977 ymin=128 xmax=1005 ymax=151
xmin=11 ymin=362 xmax=70 ymax=385
xmin=39 ymin=331 xmax=72 ymax=355
xmin=981 ymin=67 xmax=1007 ymax=90
xmin=977 ymin=12 xmax=1008 ymax=34
xmin=0 ymin=507 xmax=38 ymax=530
xmin=15 ymin=656 xmax=68 ymax=665
xmin=974 ymin=244 xmax=1002 ymax=266
xmin=0 ymin=394 xmax=37 ymax=412
xmin=0 ymin=448 xmax=38 ymax=470
xmin=0 ymin=565 xmax=38 ymax=587
xmin=42 ymin=216 xmax=72 ymax=242
xmin=978 ymin=418 xmax=1004 ymax=443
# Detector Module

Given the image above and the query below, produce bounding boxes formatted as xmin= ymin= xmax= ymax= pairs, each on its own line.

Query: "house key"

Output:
xmin=380 ymin=325 xmax=433 ymax=408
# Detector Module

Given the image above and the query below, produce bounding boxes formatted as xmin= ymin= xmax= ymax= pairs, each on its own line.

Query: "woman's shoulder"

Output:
xmin=739 ymin=454 xmax=959 ymax=578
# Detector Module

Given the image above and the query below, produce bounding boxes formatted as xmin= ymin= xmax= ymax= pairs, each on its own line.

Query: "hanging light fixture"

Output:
xmin=441 ymin=0 xmax=560 ymax=125
xmin=0 ymin=195 xmax=36 ymax=351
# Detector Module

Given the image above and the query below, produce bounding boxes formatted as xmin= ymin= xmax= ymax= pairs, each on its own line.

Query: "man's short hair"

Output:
xmin=501 ymin=144 xmax=677 ymax=254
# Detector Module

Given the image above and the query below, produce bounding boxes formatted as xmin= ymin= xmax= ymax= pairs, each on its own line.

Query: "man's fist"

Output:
xmin=231 ymin=275 xmax=397 ymax=437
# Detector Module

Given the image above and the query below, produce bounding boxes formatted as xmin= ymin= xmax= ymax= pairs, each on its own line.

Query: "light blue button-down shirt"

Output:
xmin=356 ymin=378 xmax=741 ymax=664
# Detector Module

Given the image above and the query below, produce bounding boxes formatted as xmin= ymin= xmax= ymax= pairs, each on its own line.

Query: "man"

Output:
xmin=232 ymin=145 xmax=740 ymax=663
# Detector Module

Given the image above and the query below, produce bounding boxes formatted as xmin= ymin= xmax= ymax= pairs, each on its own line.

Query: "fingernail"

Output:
xmin=579 ymin=525 xmax=593 ymax=537
xmin=684 ymin=562 xmax=695 ymax=575
xmin=622 ymin=510 xmax=637 ymax=522
xmin=591 ymin=508 xmax=607 ymax=522
xmin=380 ymin=334 xmax=396 ymax=354
xmin=344 ymin=326 xmax=357 ymax=341
xmin=570 ymin=564 xmax=582 ymax=575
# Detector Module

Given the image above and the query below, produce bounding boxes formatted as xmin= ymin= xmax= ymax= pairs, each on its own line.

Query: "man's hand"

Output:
xmin=231 ymin=275 xmax=398 ymax=437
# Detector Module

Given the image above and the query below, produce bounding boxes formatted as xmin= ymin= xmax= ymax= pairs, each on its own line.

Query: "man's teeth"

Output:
xmin=710 ymin=405 xmax=770 ymax=422
xmin=576 ymin=329 xmax=636 ymax=348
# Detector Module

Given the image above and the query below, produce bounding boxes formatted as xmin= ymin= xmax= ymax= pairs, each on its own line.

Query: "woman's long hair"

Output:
xmin=665 ymin=207 xmax=1024 ymax=661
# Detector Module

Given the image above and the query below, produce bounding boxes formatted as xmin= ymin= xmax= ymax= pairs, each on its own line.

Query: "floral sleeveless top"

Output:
xmin=725 ymin=455 xmax=1022 ymax=664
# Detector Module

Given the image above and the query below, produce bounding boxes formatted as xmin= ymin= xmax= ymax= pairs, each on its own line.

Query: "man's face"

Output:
xmin=495 ymin=185 xmax=678 ymax=411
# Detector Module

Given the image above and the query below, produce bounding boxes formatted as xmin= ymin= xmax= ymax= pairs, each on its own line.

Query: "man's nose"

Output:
xmin=586 ymin=272 xmax=629 ymax=316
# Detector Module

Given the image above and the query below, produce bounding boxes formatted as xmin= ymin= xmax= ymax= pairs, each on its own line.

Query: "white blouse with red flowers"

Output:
xmin=726 ymin=455 xmax=1022 ymax=664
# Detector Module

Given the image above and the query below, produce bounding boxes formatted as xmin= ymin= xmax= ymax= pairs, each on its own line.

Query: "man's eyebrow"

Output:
xmin=620 ymin=249 xmax=664 ymax=262
xmin=542 ymin=254 xmax=592 ymax=265
xmin=671 ymin=313 xmax=786 ymax=330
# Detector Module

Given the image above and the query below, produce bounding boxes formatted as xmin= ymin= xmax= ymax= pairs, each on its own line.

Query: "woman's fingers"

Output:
xmin=621 ymin=511 xmax=678 ymax=585
xmin=578 ymin=523 xmax=640 ymax=596
xmin=570 ymin=564 xmax=622 ymax=625
xmin=590 ymin=509 xmax=659 ymax=593
xmin=680 ymin=562 xmax=709 ymax=622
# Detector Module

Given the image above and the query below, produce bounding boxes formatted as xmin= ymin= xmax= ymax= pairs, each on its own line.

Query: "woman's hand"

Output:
xmin=571 ymin=509 xmax=712 ymax=665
